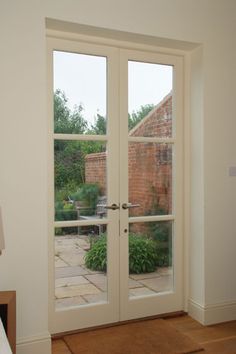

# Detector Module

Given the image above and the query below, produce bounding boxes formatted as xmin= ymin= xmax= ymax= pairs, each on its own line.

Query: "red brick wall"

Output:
xmin=129 ymin=94 xmax=172 ymax=217
xmin=130 ymin=94 xmax=172 ymax=138
xmin=85 ymin=94 xmax=172 ymax=221
xmin=85 ymin=152 xmax=106 ymax=194
xmin=128 ymin=143 xmax=172 ymax=218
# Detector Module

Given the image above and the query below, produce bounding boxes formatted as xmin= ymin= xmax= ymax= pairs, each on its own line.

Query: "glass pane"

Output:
xmin=54 ymin=51 xmax=107 ymax=135
xmin=128 ymin=61 xmax=173 ymax=137
xmin=128 ymin=143 xmax=172 ymax=217
xmin=54 ymin=140 xmax=107 ymax=221
xmin=55 ymin=225 xmax=107 ymax=309
xmin=128 ymin=221 xmax=173 ymax=299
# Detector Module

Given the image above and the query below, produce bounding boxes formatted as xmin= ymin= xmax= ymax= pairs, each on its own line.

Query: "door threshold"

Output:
xmin=52 ymin=311 xmax=187 ymax=339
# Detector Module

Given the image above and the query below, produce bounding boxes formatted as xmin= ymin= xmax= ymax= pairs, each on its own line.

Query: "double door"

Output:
xmin=48 ymin=37 xmax=183 ymax=334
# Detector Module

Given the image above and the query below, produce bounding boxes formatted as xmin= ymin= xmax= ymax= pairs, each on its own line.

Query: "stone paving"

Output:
xmin=54 ymin=235 xmax=173 ymax=309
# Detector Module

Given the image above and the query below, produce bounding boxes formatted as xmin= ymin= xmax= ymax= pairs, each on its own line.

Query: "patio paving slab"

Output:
xmin=59 ymin=251 xmax=86 ymax=267
xmin=85 ymin=274 xmax=107 ymax=292
xmin=129 ymin=287 xmax=156 ymax=297
xmin=82 ymin=292 xmax=108 ymax=304
xmin=128 ymin=278 xmax=143 ymax=289
xmin=55 ymin=257 xmax=69 ymax=268
xmin=157 ymin=267 xmax=173 ymax=275
xmin=55 ymin=284 xmax=101 ymax=299
xmin=129 ymin=271 xmax=161 ymax=281
xmin=139 ymin=275 xmax=173 ymax=292
xmin=55 ymin=266 xmax=88 ymax=279
xmin=75 ymin=238 xmax=90 ymax=249
xmin=55 ymin=275 xmax=89 ymax=288
xmin=56 ymin=296 xmax=87 ymax=309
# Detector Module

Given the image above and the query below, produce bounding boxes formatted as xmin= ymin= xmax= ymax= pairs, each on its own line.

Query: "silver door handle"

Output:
xmin=104 ymin=203 xmax=120 ymax=210
xmin=122 ymin=203 xmax=140 ymax=210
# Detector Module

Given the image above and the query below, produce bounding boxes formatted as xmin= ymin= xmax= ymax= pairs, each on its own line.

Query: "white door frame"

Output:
xmin=47 ymin=36 xmax=185 ymax=334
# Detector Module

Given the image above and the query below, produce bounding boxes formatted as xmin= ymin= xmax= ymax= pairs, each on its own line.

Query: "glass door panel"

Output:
xmin=128 ymin=221 xmax=173 ymax=298
xmin=53 ymin=51 xmax=107 ymax=135
xmin=54 ymin=140 xmax=107 ymax=222
xmin=128 ymin=142 xmax=173 ymax=217
xmin=128 ymin=61 xmax=173 ymax=137
xmin=55 ymin=224 xmax=108 ymax=310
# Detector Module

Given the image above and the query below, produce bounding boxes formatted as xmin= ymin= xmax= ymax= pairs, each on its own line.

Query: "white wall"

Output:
xmin=0 ymin=0 xmax=236 ymax=352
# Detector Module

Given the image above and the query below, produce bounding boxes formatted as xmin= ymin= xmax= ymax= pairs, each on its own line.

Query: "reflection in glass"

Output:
xmin=54 ymin=225 xmax=107 ymax=309
xmin=53 ymin=51 xmax=107 ymax=134
xmin=54 ymin=140 xmax=107 ymax=222
xmin=128 ymin=61 xmax=173 ymax=137
xmin=128 ymin=143 xmax=172 ymax=217
xmin=128 ymin=221 xmax=173 ymax=298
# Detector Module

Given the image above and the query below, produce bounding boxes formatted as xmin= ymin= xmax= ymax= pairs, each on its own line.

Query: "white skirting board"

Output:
xmin=16 ymin=332 xmax=51 ymax=354
xmin=188 ymin=298 xmax=236 ymax=325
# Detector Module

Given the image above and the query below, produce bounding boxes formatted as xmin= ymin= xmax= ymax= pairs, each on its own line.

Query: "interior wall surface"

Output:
xmin=0 ymin=0 xmax=236 ymax=352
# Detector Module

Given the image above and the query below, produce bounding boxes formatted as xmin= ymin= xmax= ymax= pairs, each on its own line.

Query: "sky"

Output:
xmin=53 ymin=51 xmax=173 ymax=125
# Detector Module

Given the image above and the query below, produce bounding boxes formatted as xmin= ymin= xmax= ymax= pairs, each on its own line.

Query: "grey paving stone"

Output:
xmin=55 ymin=296 xmax=87 ymax=309
xmin=76 ymin=238 xmax=90 ymax=248
xmin=55 ymin=258 xmax=69 ymax=268
xmin=139 ymin=275 xmax=173 ymax=293
xmin=157 ymin=267 xmax=173 ymax=275
xmin=55 ymin=266 xmax=88 ymax=279
xmin=129 ymin=287 xmax=156 ymax=297
xmin=59 ymin=251 xmax=86 ymax=267
xmin=55 ymin=275 xmax=89 ymax=288
xmin=129 ymin=271 xmax=160 ymax=281
xmin=128 ymin=278 xmax=143 ymax=289
xmin=85 ymin=274 xmax=107 ymax=291
xmin=55 ymin=284 xmax=101 ymax=299
xmin=82 ymin=292 xmax=108 ymax=304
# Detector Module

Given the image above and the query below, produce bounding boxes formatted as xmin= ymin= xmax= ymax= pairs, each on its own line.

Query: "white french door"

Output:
xmin=48 ymin=37 xmax=183 ymax=334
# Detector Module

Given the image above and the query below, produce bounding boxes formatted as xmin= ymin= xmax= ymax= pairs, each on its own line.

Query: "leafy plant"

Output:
xmin=146 ymin=185 xmax=172 ymax=267
xmin=84 ymin=234 xmax=107 ymax=271
xmin=84 ymin=233 xmax=158 ymax=273
xmin=55 ymin=201 xmax=78 ymax=235
xmin=76 ymin=183 xmax=100 ymax=216
xmin=128 ymin=233 xmax=157 ymax=273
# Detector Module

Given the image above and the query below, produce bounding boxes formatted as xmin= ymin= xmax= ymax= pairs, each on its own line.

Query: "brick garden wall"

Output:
xmin=85 ymin=94 xmax=172 ymax=224
xmin=85 ymin=152 xmax=106 ymax=195
xmin=129 ymin=94 xmax=172 ymax=218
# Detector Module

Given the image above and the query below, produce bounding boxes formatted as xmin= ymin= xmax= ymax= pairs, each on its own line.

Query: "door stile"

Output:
xmin=119 ymin=50 xmax=130 ymax=320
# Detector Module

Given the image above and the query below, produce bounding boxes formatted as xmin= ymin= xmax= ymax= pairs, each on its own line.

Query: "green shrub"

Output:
xmin=149 ymin=221 xmax=172 ymax=267
xmin=84 ymin=234 xmax=107 ymax=271
xmin=55 ymin=202 xmax=78 ymax=235
xmin=84 ymin=233 xmax=158 ymax=273
xmin=76 ymin=183 xmax=100 ymax=216
xmin=129 ymin=233 xmax=157 ymax=273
